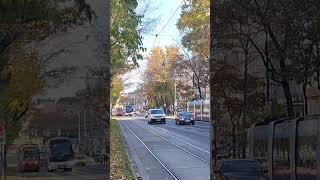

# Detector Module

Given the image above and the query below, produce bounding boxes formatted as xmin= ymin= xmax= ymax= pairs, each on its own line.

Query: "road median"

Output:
xmin=110 ymin=119 xmax=135 ymax=180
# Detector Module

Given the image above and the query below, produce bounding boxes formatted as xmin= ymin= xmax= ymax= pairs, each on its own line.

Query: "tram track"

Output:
xmin=120 ymin=121 xmax=181 ymax=180
xmin=134 ymin=120 xmax=210 ymax=154
xmin=130 ymin=120 xmax=210 ymax=164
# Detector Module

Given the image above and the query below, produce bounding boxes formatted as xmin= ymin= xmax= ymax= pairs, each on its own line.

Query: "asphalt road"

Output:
xmin=118 ymin=115 xmax=210 ymax=180
xmin=6 ymin=154 xmax=106 ymax=180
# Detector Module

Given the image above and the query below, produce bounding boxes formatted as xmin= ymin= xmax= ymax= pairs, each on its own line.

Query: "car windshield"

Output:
xmin=178 ymin=112 xmax=191 ymax=116
xmin=151 ymin=110 xmax=164 ymax=114
xmin=49 ymin=142 xmax=74 ymax=162
xmin=219 ymin=160 xmax=261 ymax=173
xmin=23 ymin=148 xmax=38 ymax=161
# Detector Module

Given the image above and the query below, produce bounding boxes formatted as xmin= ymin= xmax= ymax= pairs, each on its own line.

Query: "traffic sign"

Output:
xmin=0 ymin=125 xmax=5 ymax=145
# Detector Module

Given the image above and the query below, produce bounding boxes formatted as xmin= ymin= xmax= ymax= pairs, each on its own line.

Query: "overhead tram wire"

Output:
xmin=150 ymin=0 xmax=185 ymax=48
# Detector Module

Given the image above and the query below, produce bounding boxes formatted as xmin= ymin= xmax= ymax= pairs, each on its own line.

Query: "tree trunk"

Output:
xmin=197 ymin=86 xmax=202 ymax=99
xmin=232 ymin=125 xmax=236 ymax=158
xmin=242 ymin=51 xmax=248 ymax=158
xmin=303 ymin=82 xmax=308 ymax=115
xmin=282 ymin=80 xmax=294 ymax=117
xmin=154 ymin=96 xmax=158 ymax=108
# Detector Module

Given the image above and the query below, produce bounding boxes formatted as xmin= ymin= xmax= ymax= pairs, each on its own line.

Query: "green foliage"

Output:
xmin=176 ymin=0 xmax=210 ymax=59
xmin=111 ymin=0 xmax=144 ymax=77
xmin=111 ymin=76 xmax=124 ymax=104
xmin=270 ymin=100 xmax=287 ymax=119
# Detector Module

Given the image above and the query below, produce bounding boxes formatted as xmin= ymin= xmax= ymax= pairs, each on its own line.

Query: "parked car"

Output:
xmin=215 ymin=159 xmax=267 ymax=180
xmin=175 ymin=111 xmax=194 ymax=125
xmin=146 ymin=109 xmax=166 ymax=124
xmin=116 ymin=109 xmax=123 ymax=116
xmin=73 ymin=155 xmax=95 ymax=167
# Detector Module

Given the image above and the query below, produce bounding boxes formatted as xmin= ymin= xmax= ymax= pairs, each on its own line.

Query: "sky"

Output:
xmin=122 ymin=0 xmax=184 ymax=93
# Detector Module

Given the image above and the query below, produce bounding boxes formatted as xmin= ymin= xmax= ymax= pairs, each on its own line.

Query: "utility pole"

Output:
xmin=174 ymin=69 xmax=177 ymax=115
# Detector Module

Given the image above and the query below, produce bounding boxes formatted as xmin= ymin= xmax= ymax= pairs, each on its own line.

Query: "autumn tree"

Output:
xmin=177 ymin=0 xmax=210 ymax=59
xmin=142 ymin=46 xmax=183 ymax=113
xmin=111 ymin=76 xmax=124 ymax=104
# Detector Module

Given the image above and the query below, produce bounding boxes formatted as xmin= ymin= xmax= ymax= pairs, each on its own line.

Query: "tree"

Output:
xmin=141 ymin=46 xmax=183 ymax=113
xmin=111 ymin=76 xmax=124 ymax=105
xmin=176 ymin=0 xmax=210 ymax=101
xmin=229 ymin=0 xmax=320 ymax=117
xmin=110 ymin=0 xmax=145 ymax=77
xmin=0 ymin=1 xmax=95 ymax=174
xmin=177 ymin=0 xmax=210 ymax=59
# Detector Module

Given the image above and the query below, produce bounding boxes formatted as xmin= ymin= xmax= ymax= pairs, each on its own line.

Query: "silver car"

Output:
xmin=146 ymin=109 xmax=166 ymax=124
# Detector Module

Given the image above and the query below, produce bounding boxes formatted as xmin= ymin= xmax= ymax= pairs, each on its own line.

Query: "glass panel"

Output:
xmin=151 ymin=110 xmax=164 ymax=114
xmin=273 ymin=121 xmax=291 ymax=180
xmin=296 ymin=119 xmax=317 ymax=180
xmin=202 ymin=100 xmax=210 ymax=121
xmin=253 ymin=125 xmax=269 ymax=170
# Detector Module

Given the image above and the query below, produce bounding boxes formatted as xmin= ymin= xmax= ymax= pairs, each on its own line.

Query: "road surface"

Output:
xmin=6 ymin=154 xmax=106 ymax=180
xmin=118 ymin=115 xmax=210 ymax=180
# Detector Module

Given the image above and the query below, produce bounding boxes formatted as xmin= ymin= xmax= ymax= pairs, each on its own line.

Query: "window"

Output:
xmin=296 ymin=119 xmax=317 ymax=180
xmin=253 ymin=125 xmax=269 ymax=170
xmin=151 ymin=110 xmax=164 ymax=114
xmin=273 ymin=121 xmax=291 ymax=180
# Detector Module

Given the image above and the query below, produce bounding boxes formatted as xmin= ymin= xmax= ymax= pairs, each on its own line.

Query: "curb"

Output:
xmin=118 ymin=121 xmax=143 ymax=180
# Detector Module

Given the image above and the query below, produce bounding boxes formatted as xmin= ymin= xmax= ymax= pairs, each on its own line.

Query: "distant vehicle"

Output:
xmin=124 ymin=105 xmax=134 ymax=116
xmin=116 ymin=109 xmax=123 ymax=116
xmin=17 ymin=144 xmax=40 ymax=172
xmin=215 ymin=159 xmax=267 ymax=180
xmin=175 ymin=111 xmax=194 ymax=125
xmin=111 ymin=109 xmax=117 ymax=115
xmin=146 ymin=109 xmax=166 ymax=124
xmin=46 ymin=137 xmax=74 ymax=172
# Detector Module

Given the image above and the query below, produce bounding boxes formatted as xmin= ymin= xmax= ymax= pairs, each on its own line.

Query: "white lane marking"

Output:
xmin=138 ymin=119 xmax=210 ymax=136
xmin=129 ymin=121 xmax=210 ymax=164
xmin=134 ymin=120 xmax=210 ymax=154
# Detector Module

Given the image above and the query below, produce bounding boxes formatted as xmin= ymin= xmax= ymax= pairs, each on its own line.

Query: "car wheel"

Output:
xmin=175 ymin=121 xmax=177 ymax=125
xmin=192 ymin=121 xmax=195 ymax=125
xmin=163 ymin=120 xmax=166 ymax=124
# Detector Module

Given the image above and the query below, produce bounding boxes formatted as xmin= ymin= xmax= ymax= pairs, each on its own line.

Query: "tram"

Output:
xmin=247 ymin=114 xmax=320 ymax=180
xmin=17 ymin=144 xmax=40 ymax=172
xmin=187 ymin=99 xmax=210 ymax=121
